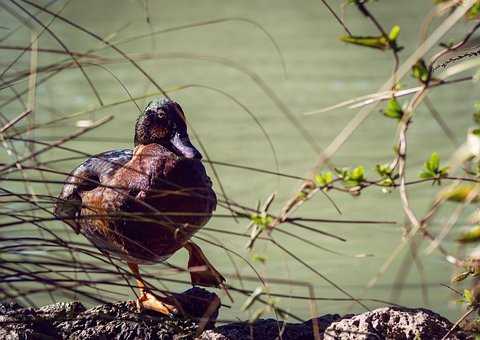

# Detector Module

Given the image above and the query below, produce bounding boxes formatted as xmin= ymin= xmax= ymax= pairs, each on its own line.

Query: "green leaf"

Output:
xmin=340 ymin=35 xmax=390 ymax=50
xmin=388 ymin=25 xmax=400 ymax=42
xmin=334 ymin=167 xmax=349 ymax=179
xmin=419 ymin=170 xmax=435 ymax=179
xmin=376 ymin=163 xmax=397 ymax=187
xmin=314 ymin=171 xmax=334 ymax=187
xmin=334 ymin=166 xmax=366 ymax=187
xmin=382 ymin=98 xmax=403 ymax=119
xmin=420 ymin=153 xmax=447 ymax=183
xmin=375 ymin=163 xmax=392 ymax=177
xmin=350 ymin=166 xmax=365 ymax=182
xmin=250 ymin=213 xmax=272 ymax=230
xmin=340 ymin=21 xmax=400 ymax=51
xmin=457 ymin=226 xmax=480 ymax=243
xmin=323 ymin=172 xmax=334 ymax=185
xmin=426 ymin=152 xmax=440 ymax=173
xmin=411 ymin=59 xmax=429 ymax=83
xmin=464 ymin=289 xmax=475 ymax=305
xmin=379 ymin=178 xmax=394 ymax=187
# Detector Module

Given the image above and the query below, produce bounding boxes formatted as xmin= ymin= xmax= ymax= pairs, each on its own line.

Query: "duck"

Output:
xmin=54 ymin=98 xmax=224 ymax=315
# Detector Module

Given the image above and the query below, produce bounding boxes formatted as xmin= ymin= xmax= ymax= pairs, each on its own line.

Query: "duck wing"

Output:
xmin=76 ymin=144 xmax=218 ymax=262
xmin=54 ymin=149 xmax=133 ymax=232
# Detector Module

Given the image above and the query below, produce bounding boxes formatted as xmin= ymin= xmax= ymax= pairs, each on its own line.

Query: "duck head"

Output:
xmin=134 ymin=98 xmax=202 ymax=159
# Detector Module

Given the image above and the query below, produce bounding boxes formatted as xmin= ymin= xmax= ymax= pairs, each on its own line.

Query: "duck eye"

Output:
xmin=157 ymin=114 xmax=169 ymax=125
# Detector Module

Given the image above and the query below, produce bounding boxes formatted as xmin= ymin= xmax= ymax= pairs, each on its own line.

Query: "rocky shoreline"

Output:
xmin=0 ymin=290 xmax=474 ymax=340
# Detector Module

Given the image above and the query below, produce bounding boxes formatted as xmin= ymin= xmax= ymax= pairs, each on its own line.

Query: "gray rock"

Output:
xmin=0 ymin=287 xmax=219 ymax=340
xmin=0 ymin=300 xmax=472 ymax=340
xmin=323 ymin=306 xmax=468 ymax=340
xmin=200 ymin=314 xmax=343 ymax=340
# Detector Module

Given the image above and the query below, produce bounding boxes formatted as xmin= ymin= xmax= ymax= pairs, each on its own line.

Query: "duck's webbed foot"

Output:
xmin=134 ymin=290 xmax=179 ymax=316
xmin=128 ymin=262 xmax=180 ymax=316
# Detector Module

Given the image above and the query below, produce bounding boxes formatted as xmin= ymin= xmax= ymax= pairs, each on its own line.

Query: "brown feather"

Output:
xmin=76 ymin=144 xmax=216 ymax=264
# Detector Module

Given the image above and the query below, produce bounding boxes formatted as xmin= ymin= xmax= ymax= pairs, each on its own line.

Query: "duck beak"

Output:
xmin=170 ymin=131 xmax=202 ymax=159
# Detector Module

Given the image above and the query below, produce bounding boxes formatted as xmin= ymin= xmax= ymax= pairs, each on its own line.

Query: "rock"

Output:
xmin=172 ymin=286 xmax=220 ymax=323
xmin=201 ymin=307 xmax=472 ymax=340
xmin=0 ymin=287 xmax=220 ymax=340
xmin=0 ymin=299 xmax=473 ymax=340
xmin=323 ymin=306 xmax=469 ymax=340
xmin=200 ymin=314 xmax=343 ymax=340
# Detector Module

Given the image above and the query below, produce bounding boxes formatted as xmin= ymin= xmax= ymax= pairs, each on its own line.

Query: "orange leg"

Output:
xmin=127 ymin=262 xmax=178 ymax=315
xmin=184 ymin=241 xmax=225 ymax=288
xmin=185 ymin=241 xmax=233 ymax=303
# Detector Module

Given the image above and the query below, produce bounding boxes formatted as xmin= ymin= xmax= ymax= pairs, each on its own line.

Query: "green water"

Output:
xmin=2 ymin=0 xmax=480 ymax=322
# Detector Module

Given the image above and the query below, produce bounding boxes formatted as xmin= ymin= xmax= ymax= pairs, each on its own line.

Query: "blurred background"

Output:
xmin=1 ymin=0 xmax=479 ymax=322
